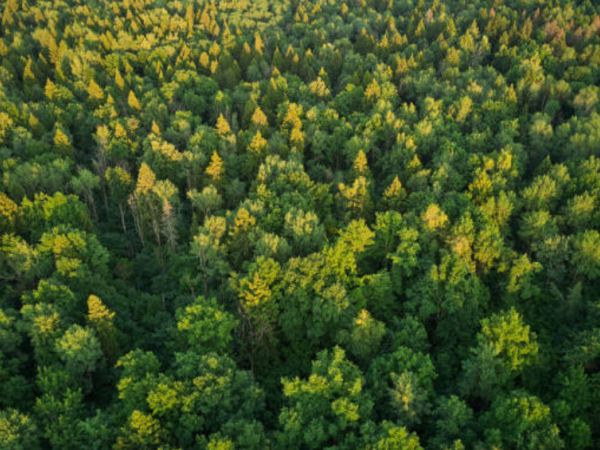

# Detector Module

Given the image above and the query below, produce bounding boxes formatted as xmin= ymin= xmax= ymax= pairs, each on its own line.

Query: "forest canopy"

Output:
xmin=1 ymin=0 xmax=600 ymax=448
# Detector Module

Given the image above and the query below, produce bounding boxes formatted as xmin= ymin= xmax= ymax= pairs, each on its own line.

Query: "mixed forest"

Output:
xmin=2 ymin=0 xmax=600 ymax=448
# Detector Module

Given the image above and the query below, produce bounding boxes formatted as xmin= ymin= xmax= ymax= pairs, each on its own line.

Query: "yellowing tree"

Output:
xmin=216 ymin=113 xmax=231 ymax=136
xmin=200 ymin=52 xmax=210 ymax=70
xmin=151 ymin=121 xmax=161 ymax=136
xmin=254 ymin=31 xmax=265 ymax=55
xmin=289 ymin=127 xmax=305 ymax=151
xmin=45 ymin=79 xmax=60 ymax=101
xmin=248 ymin=131 xmax=268 ymax=157
xmin=234 ymin=257 xmax=281 ymax=369
xmin=309 ymin=76 xmax=330 ymax=98
xmin=338 ymin=177 xmax=373 ymax=219
xmin=206 ymin=151 xmax=224 ymax=181
xmin=23 ymin=58 xmax=35 ymax=84
xmin=354 ymin=150 xmax=369 ymax=175
xmin=127 ymin=90 xmax=141 ymax=111
xmin=135 ymin=163 xmax=156 ymax=194
xmin=251 ymin=106 xmax=268 ymax=129
xmin=87 ymin=295 xmax=119 ymax=364
xmin=384 ymin=176 xmax=403 ymax=198
xmin=115 ymin=68 xmax=125 ymax=90
xmin=422 ymin=204 xmax=449 ymax=231
xmin=53 ymin=127 xmax=72 ymax=156
xmin=0 ymin=192 xmax=18 ymax=232
xmin=87 ymin=79 xmax=104 ymax=102
xmin=230 ymin=207 xmax=256 ymax=237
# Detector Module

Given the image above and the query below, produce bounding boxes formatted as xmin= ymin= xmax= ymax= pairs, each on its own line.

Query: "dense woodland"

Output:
xmin=1 ymin=0 xmax=600 ymax=448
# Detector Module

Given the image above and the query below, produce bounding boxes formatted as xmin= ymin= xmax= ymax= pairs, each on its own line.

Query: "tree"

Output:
xmin=71 ymin=170 xmax=100 ymax=222
xmin=105 ymin=166 xmax=134 ymax=235
xmin=206 ymin=151 xmax=224 ymax=182
xmin=362 ymin=422 xmax=424 ymax=450
xmin=251 ymin=106 xmax=268 ymax=131
xmin=339 ymin=309 xmax=386 ymax=363
xmin=0 ymin=408 xmax=40 ymax=450
xmin=422 ymin=204 xmax=449 ymax=232
xmin=233 ymin=257 xmax=281 ymax=369
xmin=0 ymin=193 xmax=18 ymax=234
xmin=175 ymin=296 xmax=236 ymax=354
xmin=429 ymin=396 xmax=474 ymax=449
xmin=115 ymin=410 xmax=163 ymax=450
xmin=571 ymin=230 xmax=600 ymax=280
xmin=278 ymin=347 xmax=372 ymax=449
xmin=460 ymin=342 xmax=511 ymax=403
xmin=127 ymin=91 xmax=141 ymax=111
xmin=338 ymin=177 xmax=373 ymax=220
xmin=461 ymin=308 xmax=538 ymax=402
xmin=87 ymin=295 xmax=119 ymax=365
xmin=383 ymin=177 xmax=406 ymax=210
xmin=190 ymin=216 xmax=230 ymax=298
xmin=247 ymin=130 xmax=268 ymax=159
xmin=34 ymin=386 xmax=87 ymax=450
xmin=309 ymin=76 xmax=331 ymax=98
xmin=86 ymin=79 xmax=104 ymax=103
xmin=354 ymin=150 xmax=369 ymax=176
xmin=188 ymin=185 xmax=222 ymax=221
xmin=55 ymin=325 xmax=103 ymax=384
xmin=129 ymin=163 xmax=179 ymax=249
xmin=283 ymin=207 xmax=326 ymax=255
xmin=573 ymin=86 xmax=599 ymax=116
xmin=216 ymin=114 xmax=231 ymax=136
xmin=115 ymin=351 xmax=263 ymax=450
xmin=53 ymin=127 xmax=73 ymax=157
xmin=479 ymin=308 xmax=538 ymax=372
xmin=482 ymin=392 xmax=564 ymax=450
xmin=368 ymin=346 xmax=437 ymax=426
xmin=20 ymin=192 xmax=91 ymax=240
xmin=21 ymin=302 xmax=64 ymax=366
xmin=114 ymin=350 xmax=161 ymax=415
xmin=279 ymin=221 xmax=374 ymax=357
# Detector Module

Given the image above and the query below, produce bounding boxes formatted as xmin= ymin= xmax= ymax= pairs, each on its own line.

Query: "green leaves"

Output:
xmin=0 ymin=409 xmax=40 ymax=450
xmin=3 ymin=0 xmax=600 ymax=447
xmin=461 ymin=308 xmax=538 ymax=402
xmin=482 ymin=392 xmax=564 ymax=450
xmin=571 ymin=230 xmax=600 ymax=280
xmin=175 ymin=297 xmax=236 ymax=355
xmin=115 ymin=351 xmax=264 ymax=450
xmin=363 ymin=422 xmax=424 ymax=450
xmin=368 ymin=346 xmax=437 ymax=425
xmin=279 ymin=347 xmax=372 ymax=449
xmin=340 ymin=309 xmax=386 ymax=362
xmin=479 ymin=308 xmax=538 ymax=373
xmin=55 ymin=325 xmax=103 ymax=378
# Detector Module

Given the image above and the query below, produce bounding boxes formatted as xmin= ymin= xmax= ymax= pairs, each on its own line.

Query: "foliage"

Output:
xmin=1 ymin=0 xmax=600 ymax=448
